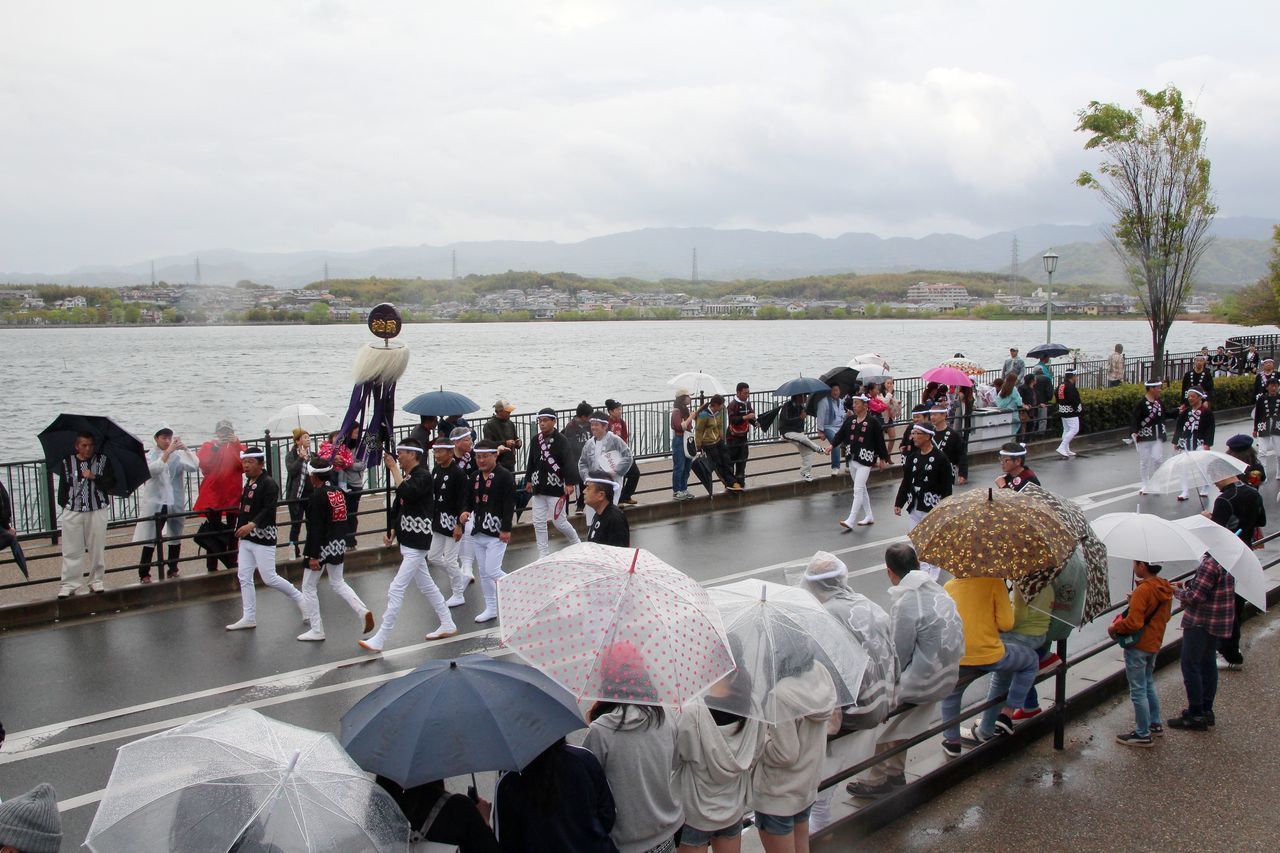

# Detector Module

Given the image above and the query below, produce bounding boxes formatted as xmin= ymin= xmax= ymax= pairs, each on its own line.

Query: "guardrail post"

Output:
xmin=44 ymin=463 xmax=59 ymax=545
xmin=263 ymin=430 xmax=275 ymax=479
xmin=1053 ymin=637 xmax=1068 ymax=750
xmin=152 ymin=509 xmax=165 ymax=578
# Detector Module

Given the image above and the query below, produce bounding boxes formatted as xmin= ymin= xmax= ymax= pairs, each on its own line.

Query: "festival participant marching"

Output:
xmin=1253 ymin=357 xmax=1278 ymax=399
xmin=584 ymin=479 xmax=630 ymax=547
xmin=833 ymin=394 xmax=890 ymax=530
xmin=296 ymin=458 xmax=373 ymax=642
xmin=929 ymin=406 xmax=968 ymax=485
xmin=579 ymin=411 xmax=634 ymax=521
xmin=1181 ymin=355 xmax=1215 ymax=401
xmin=225 ymin=447 xmax=307 ymax=631
xmin=1253 ymin=374 xmax=1280 ymax=489
xmin=132 ymin=425 xmax=198 ymax=582
xmin=1173 ymin=387 xmax=1215 ymax=502
xmin=524 ymin=407 xmax=581 ymax=558
xmin=1054 ymin=369 xmax=1081 ymax=458
xmin=460 ymin=440 xmax=516 ymax=623
xmin=994 ymin=443 xmax=1040 ymax=492
xmin=897 ymin=403 xmax=932 ymax=461
xmin=449 ymin=426 xmax=480 ymax=588
xmin=1131 ymin=380 xmax=1167 ymax=495
xmin=426 ymin=438 xmax=473 ymax=609
xmin=360 ymin=439 xmax=457 ymax=652
xmin=893 ymin=424 xmax=953 ymax=540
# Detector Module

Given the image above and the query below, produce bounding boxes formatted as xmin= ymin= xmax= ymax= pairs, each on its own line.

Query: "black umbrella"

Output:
xmin=1027 ymin=343 xmax=1070 ymax=359
xmin=0 ymin=531 xmax=27 ymax=577
xmin=756 ymin=405 xmax=783 ymax=434
xmin=38 ymin=414 xmax=149 ymax=498
xmin=809 ymin=366 xmax=860 ymax=416
xmin=690 ymin=455 xmax=715 ymax=495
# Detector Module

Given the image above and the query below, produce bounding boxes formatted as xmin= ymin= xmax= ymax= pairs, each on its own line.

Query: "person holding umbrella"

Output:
xmin=1168 ymin=552 xmax=1236 ymax=731
xmin=1106 ymin=560 xmax=1174 ymax=747
xmin=56 ymin=431 xmax=116 ymax=598
xmin=778 ymin=393 xmax=827 ymax=483
xmin=132 ymin=425 xmax=198 ymax=582
xmin=493 ymin=738 xmax=618 ymax=851
xmin=224 ymin=447 xmax=306 ymax=631
xmin=1054 ymin=369 xmax=1082 ymax=458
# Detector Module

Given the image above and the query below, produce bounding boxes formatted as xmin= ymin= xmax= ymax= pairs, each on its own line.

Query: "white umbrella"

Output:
xmin=851 ymin=364 xmax=892 ymax=383
xmin=265 ymin=403 xmax=332 ymax=436
xmin=1091 ymin=512 xmax=1208 ymax=563
xmin=850 ymin=353 xmax=890 ymax=369
xmin=1144 ymin=450 xmax=1247 ymax=495
xmin=1173 ymin=515 xmax=1268 ymax=610
xmin=668 ymin=371 xmax=726 ymax=397
xmin=85 ymin=708 xmax=409 ymax=852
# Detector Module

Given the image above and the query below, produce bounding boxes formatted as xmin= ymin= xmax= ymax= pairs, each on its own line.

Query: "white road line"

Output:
xmin=1 ymin=476 xmax=1148 ymax=766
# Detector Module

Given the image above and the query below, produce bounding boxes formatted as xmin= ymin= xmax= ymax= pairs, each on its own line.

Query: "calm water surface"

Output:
xmin=3 ymin=318 xmax=1271 ymax=459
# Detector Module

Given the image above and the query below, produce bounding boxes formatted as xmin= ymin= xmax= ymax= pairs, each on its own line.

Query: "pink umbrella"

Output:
xmin=921 ymin=365 xmax=975 ymax=387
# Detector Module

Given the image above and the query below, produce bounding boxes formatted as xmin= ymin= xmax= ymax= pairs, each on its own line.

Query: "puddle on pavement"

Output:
xmin=1024 ymin=766 xmax=1069 ymax=788
xmin=920 ymin=805 xmax=986 ymax=837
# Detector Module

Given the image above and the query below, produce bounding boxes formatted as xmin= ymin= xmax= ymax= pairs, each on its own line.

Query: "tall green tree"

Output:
xmin=1076 ymin=85 xmax=1216 ymax=378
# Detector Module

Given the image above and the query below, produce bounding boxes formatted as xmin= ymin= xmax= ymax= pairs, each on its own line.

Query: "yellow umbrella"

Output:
xmin=908 ymin=488 xmax=1075 ymax=580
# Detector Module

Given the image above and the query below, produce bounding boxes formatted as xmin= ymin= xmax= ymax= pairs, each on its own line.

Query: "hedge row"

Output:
xmin=1075 ymin=375 xmax=1257 ymax=435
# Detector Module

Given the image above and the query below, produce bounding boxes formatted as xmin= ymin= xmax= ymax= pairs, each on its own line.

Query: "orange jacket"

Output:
xmin=1112 ymin=576 xmax=1174 ymax=653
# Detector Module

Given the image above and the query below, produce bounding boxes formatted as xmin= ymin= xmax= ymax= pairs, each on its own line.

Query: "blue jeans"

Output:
xmin=1001 ymin=634 xmax=1049 ymax=711
xmin=755 ymin=803 xmax=813 ymax=836
xmin=1124 ymin=647 xmax=1160 ymax=736
xmin=943 ymin=644 xmax=1040 ymax=741
xmin=822 ymin=427 xmax=841 ymax=469
xmin=671 ymin=436 xmax=692 ymax=493
xmin=1180 ymin=625 xmax=1219 ymax=715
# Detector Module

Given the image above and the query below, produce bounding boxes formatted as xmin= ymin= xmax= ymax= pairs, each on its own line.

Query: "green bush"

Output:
xmin=1077 ymin=375 xmax=1256 ymax=434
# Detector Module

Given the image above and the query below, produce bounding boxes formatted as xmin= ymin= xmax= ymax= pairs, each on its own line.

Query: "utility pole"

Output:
xmin=1009 ymin=236 xmax=1019 ymax=296
xmin=451 ymin=249 xmax=457 ymax=281
xmin=692 ymin=248 xmax=698 ymax=283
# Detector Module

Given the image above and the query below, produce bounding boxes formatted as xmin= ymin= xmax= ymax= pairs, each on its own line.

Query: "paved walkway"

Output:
xmin=862 ymin=609 xmax=1280 ymax=852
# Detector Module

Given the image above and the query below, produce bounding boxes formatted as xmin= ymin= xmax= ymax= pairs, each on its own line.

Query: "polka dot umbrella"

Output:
xmin=908 ymin=487 xmax=1076 ymax=581
xmin=498 ymin=543 xmax=735 ymax=707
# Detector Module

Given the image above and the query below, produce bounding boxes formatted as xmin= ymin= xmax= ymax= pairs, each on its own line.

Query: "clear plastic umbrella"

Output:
xmin=668 ymin=371 xmax=726 ymax=397
xmin=265 ymin=403 xmax=332 ymax=436
xmin=85 ymin=708 xmax=409 ymax=853
xmin=1145 ymin=450 xmax=1247 ymax=495
xmin=848 ymin=364 xmax=892 ymax=383
xmin=498 ymin=543 xmax=735 ymax=706
xmin=704 ymin=580 xmax=869 ymax=723
xmin=1174 ymin=515 xmax=1267 ymax=610
xmin=850 ymin=353 xmax=890 ymax=369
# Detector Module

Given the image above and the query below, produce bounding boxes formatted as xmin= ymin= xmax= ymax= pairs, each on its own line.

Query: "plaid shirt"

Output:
xmin=1176 ymin=555 xmax=1236 ymax=638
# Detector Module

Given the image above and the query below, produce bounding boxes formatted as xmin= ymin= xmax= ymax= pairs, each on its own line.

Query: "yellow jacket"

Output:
xmin=945 ymin=577 xmax=1013 ymax=666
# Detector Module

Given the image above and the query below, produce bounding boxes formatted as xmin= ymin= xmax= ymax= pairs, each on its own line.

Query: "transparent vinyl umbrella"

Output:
xmin=264 ymin=404 xmax=332 ymax=436
xmin=1145 ymin=450 xmax=1247 ymax=495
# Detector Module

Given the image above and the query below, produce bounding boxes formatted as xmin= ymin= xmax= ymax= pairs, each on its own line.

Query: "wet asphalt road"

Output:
xmin=1 ymin=417 xmax=1267 ymax=845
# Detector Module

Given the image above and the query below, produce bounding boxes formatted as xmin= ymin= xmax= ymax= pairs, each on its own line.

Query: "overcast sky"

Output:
xmin=3 ymin=1 xmax=1277 ymax=272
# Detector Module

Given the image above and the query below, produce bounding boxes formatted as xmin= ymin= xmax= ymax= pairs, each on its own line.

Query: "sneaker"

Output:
xmin=857 ymin=518 xmax=875 ymax=526
xmin=1149 ymin=723 xmax=1164 ymax=737
xmin=728 ymin=483 xmax=745 ymax=491
xmin=845 ymin=781 xmax=895 ymax=799
xmin=941 ymin=740 xmax=963 ymax=758
xmin=1176 ymin=494 xmax=1189 ymax=502
xmin=961 ymin=724 xmax=995 ymax=744
xmin=358 ymin=638 xmax=384 ymax=653
xmin=166 ymin=568 xmax=179 ymax=579
xmin=225 ymin=619 xmax=257 ymax=631
xmin=1011 ymin=707 xmax=1042 ymax=721
xmin=57 ymin=583 xmax=77 ymax=599
xmin=1055 ymin=449 xmax=1071 ymax=459
xmin=801 ymin=473 xmax=813 ymax=483
xmin=140 ymin=574 xmax=154 ymax=584
xmin=1166 ymin=713 xmax=1208 ymax=731
xmin=297 ymin=628 xmax=326 ymax=642
xmin=474 ymin=609 xmax=499 ymax=623
xmin=1116 ymin=731 xmax=1153 ymax=748
xmin=89 ymin=581 xmax=105 ymax=594
xmin=425 ymin=624 xmax=459 ymax=640
xmin=361 ymin=610 xmax=375 ymax=634
xmin=1175 ymin=708 xmax=1215 ymax=727
xmin=993 ymin=713 xmax=1015 ymax=736
xmin=1217 ymin=659 xmax=1243 ymax=671
xmin=445 ymin=592 xmax=467 ymax=607
xmin=1038 ymin=653 xmax=1061 ymax=670
xmin=838 ymin=520 xmax=853 ymax=532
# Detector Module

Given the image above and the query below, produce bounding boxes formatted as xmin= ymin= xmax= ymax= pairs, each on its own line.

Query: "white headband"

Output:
xmin=585 ymin=477 xmax=616 ymax=491
xmin=473 ymin=447 xmax=499 ymax=454
xmin=395 ymin=444 xmax=424 ymax=454
xmin=590 ymin=417 xmax=610 ymax=424
xmin=432 ymin=442 xmax=455 ymax=449
xmin=306 ymin=462 xmax=333 ymax=475
xmin=1144 ymin=381 xmax=1162 ymax=388
xmin=998 ymin=446 xmax=1027 ymax=457
xmin=912 ymin=424 xmax=935 ymax=436
xmin=239 ymin=451 xmax=265 ymax=459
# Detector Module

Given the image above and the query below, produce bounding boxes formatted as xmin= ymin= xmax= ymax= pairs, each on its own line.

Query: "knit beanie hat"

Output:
xmin=0 ymin=783 xmax=63 ymax=853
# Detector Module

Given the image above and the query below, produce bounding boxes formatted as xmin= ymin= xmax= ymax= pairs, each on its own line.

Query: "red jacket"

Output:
xmin=194 ymin=440 xmax=245 ymax=512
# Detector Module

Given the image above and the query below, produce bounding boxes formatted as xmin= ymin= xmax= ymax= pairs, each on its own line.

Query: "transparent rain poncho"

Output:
xmin=886 ymin=569 xmax=965 ymax=706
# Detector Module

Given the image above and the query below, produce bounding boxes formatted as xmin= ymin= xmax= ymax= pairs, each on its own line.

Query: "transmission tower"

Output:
xmin=150 ymin=260 xmax=155 ymax=286
xmin=1009 ymin=236 xmax=1020 ymax=296
xmin=195 ymin=257 xmax=201 ymax=286
xmin=451 ymin=249 xmax=457 ymax=281
xmin=323 ymin=261 xmax=330 ymax=282
xmin=692 ymin=248 xmax=698 ymax=283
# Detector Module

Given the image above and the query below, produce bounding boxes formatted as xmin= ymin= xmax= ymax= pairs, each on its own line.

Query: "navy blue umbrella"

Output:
xmin=402 ymin=389 xmax=480 ymax=417
xmin=774 ymin=376 xmax=831 ymax=397
xmin=38 ymin=413 xmax=149 ymax=498
xmin=340 ymin=654 xmax=585 ymax=787
xmin=1027 ymin=343 xmax=1070 ymax=359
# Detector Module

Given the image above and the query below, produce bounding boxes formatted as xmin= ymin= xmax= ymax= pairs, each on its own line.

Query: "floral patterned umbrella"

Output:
xmin=937 ymin=357 xmax=986 ymax=377
xmin=908 ymin=488 xmax=1076 ymax=580
xmin=498 ymin=543 xmax=735 ymax=707
xmin=1016 ymin=483 xmax=1111 ymax=624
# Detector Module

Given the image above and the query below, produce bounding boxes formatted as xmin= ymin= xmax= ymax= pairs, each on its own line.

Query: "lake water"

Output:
xmin=3 ymin=318 xmax=1272 ymax=460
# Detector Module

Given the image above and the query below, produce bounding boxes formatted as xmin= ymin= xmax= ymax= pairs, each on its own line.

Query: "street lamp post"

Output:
xmin=1042 ymin=250 xmax=1059 ymax=344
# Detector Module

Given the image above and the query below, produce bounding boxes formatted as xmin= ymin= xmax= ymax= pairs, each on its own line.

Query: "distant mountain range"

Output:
xmin=3 ymin=217 xmax=1274 ymax=289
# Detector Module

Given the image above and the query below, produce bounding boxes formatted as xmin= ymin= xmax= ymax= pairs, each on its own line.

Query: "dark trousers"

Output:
xmin=203 ymin=510 xmax=237 ymax=572
xmin=620 ymin=464 xmax=641 ymax=502
xmin=1180 ymin=624 xmax=1220 ymax=715
xmin=1217 ymin=595 xmax=1248 ymax=664
xmin=704 ymin=442 xmax=738 ymax=488
xmin=344 ymin=487 xmax=363 ymax=546
xmin=727 ymin=441 xmax=749 ymax=485
xmin=287 ymin=499 xmax=305 ymax=545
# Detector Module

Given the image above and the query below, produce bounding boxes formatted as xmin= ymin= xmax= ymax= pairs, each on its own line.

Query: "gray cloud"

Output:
xmin=2 ymin=0 xmax=1276 ymax=272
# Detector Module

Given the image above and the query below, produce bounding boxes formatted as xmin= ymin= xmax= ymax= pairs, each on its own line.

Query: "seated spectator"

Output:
xmin=1107 ymin=560 xmax=1174 ymax=747
xmin=375 ymin=776 xmax=498 ymax=852
xmin=0 ymin=782 xmax=62 ymax=853
xmin=849 ymin=543 xmax=962 ymax=799
xmin=492 ymin=738 xmax=617 ymax=852
xmin=939 ymin=576 xmax=1040 ymax=756
xmin=964 ymin=583 xmax=1054 ymax=742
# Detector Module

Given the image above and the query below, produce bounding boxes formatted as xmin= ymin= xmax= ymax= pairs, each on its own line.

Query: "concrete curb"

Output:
xmin=1 ymin=408 xmax=1252 ymax=631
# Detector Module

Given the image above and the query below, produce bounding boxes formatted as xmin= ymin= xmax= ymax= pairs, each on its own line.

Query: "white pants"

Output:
xmin=459 ymin=516 xmax=476 ymax=574
xmin=530 ymin=493 xmax=579 ymax=558
xmin=783 ymin=432 xmax=823 ymax=478
xmin=1057 ymin=416 xmax=1079 ymax=455
xmin=1135 ymin=440 xmax=1163 ymax=491
xmin=843 ymin=462 xmax=874 ymax=525
xmin=60 ymin=508 xmax=109 ymax=587
xmin=370 ymin=545 xmax=452 ymax=645
xmin=1176 ymin=445 xmax=1210 ymax=498
xmin=471 ymin=534 xmax=508 ymax=614
xmin=428 ymin=529 xmax=468 ymax=597
xmin=301 ymin=563 xmax=367 ymax=635
xmin=906 ymin=509 xmax=941 ymax=580
xmin=1257 ymin=435 xmax=1280 ymax=485
xmin=237 ymin=540 xmax=303 ymax=623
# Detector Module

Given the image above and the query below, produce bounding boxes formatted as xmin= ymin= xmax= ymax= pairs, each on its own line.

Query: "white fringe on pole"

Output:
xmin=351 ymin=342 xmax=411 ymax=385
